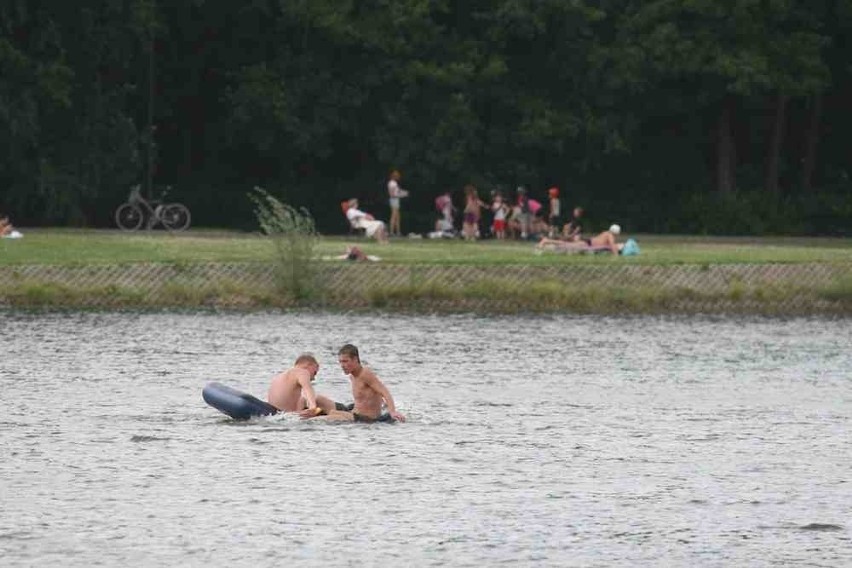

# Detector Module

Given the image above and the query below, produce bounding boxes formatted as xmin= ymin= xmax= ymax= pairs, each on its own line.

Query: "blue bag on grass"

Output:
xmin=621 ymin=238 xmax=640 ymax=256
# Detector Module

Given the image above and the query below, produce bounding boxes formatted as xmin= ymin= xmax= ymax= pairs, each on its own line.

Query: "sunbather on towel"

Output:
xmin=333 ymin=245 xmax=380 ymax=262
xmin=587 ymin=224 xmax=623 ymax=254
xmin=536 ymin=224 xmax=623 ymax=254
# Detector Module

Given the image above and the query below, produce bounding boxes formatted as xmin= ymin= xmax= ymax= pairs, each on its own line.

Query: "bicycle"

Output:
xmin=114 ymin=185 xmax=191 ymax=232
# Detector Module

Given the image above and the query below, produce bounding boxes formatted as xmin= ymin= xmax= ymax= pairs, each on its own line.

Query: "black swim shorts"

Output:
xmin=352 ymin=412 xmax=395 ymax=423
xmin=334 ymin=402 xmax=355 ymax=412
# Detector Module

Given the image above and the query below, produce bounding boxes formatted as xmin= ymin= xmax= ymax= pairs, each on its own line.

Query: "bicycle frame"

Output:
xmin=127 ymin=187 xmax=164 ymax=226
xmin=116 ymin=185 xmax=191 ymax=232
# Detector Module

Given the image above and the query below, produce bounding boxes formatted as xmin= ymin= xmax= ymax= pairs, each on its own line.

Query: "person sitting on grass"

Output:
xmin=536 ymin=224 xmax=624 ymax=254
xmin=429 ymin=192 xmax=457 ymax=238
xmin=561 ymin=206 xmax=584 ymax=241
xmin=343 ymin=198 xmax=389 ymax=244
xmin=0 ymin=214 xmax=22 ymax=239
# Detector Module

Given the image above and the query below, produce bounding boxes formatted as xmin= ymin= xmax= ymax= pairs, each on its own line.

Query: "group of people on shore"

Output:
xmin=342 ymin=172 xmax=631 ymax=254
xmin=454 ymin=184 xmax=574 ymax=242
xmin=267 ymin=344 xmax=406 ymax=423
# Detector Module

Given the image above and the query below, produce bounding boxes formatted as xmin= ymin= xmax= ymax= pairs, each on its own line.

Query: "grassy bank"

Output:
xmin=1 ymin=260 xmax=850 ymax=314
xmin=1 ymin=229 xmax=849 ymax=314
xmin=2 ymin=228 xmax=851 ymax=266
xmin=2 ymin=272 xmax=849 ymax=314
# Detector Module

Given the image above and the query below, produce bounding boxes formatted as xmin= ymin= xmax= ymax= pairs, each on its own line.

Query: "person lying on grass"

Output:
xmin=334 ymin=245 xmax=380 ymax=262
xmin=536 ymin=224 xmax=623 ymax=254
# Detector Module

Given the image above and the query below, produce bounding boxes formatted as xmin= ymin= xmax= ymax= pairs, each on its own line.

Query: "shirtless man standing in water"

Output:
xmin=267 ymin=353 xmax=337 ymax=415
xmin=303 ymin=344 xmax=405 ymax=422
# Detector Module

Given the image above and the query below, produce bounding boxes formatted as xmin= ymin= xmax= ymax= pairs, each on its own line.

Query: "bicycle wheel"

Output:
xmin=115 ymin=203 xmax=144 ymax=231
xmin=161 ymin=203 xmax=191 ymax=231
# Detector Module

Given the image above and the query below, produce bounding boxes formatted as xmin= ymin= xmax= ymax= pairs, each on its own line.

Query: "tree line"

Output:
xmin=1 ymin=0 xmax=850 ymax=235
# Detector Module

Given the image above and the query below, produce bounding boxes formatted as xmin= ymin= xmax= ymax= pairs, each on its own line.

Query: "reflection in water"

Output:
xmin=1 ymin=311 xmax=850 ymax=566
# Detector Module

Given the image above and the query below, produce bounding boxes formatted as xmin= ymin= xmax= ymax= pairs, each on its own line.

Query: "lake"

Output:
xmin=1 ymin=311 xmax=850 ymax=566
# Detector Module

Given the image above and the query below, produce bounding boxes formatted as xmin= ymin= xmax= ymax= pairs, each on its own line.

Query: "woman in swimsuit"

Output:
xmin=536 ymin=224 xmax=623 ymax=254
xmin=462 ymin=184 xmax=486 ymax=241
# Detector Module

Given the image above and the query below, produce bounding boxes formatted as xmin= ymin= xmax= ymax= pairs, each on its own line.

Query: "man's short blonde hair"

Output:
xmin=294 ymin=353 xmax=318 ymax=366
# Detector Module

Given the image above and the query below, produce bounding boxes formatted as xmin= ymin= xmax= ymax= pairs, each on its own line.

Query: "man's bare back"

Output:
xmin=267 ymin=354 xmax=324 ymax=413
xmin=589 ymin=224 xmax=623 ymax=254
xmin=589 ymin=231 xmax=618 ymax=254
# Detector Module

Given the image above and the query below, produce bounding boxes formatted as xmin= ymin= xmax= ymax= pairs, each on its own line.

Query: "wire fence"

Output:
xmin=1 ymin=261 xmax=850 ymax=314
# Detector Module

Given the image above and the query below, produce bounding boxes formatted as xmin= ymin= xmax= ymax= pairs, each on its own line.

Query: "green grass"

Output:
xmin=1 ymin=228 xmax=850 ymax=267
xmin=361 ymin=277 xmax=842 ymax=314
xmin=819 ymin=277 xmax=852 ymax=304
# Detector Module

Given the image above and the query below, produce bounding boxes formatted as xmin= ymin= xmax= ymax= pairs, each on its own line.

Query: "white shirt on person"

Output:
xmin=346 ymin=207 xmax=367 ymax=222
xmin=493 ymin=201 xmax=507 ymax=221
xmin=387 ymin=179 xmax=400 ymax=198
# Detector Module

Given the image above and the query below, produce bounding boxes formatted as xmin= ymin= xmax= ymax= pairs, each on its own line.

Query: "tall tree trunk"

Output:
xmin=764 ymin=93 xmax=788 ymax=196
xmin=800 ymin=94 xmax=822 ymax=193
xmin=716 ymin=96 xmax=736 ymax=194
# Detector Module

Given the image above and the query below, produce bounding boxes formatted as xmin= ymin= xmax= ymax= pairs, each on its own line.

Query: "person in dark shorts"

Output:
xmin=353 ymin=411 xmax=396 ymax=423
xmin=547 ymin=187 xmax=562 ymax=237
xmin=303 ymin=344 xmax=406 ymax=422
xmin=562 ymin=206 xmax=584 ymax=241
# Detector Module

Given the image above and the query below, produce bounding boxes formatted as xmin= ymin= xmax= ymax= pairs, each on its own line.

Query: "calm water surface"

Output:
xmin=1 ymin=311 xmax=850 ymax=567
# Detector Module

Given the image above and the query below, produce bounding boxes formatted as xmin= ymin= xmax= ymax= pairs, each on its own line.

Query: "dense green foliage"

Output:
xmin=1 ymin=0 xmax=850 ymax=235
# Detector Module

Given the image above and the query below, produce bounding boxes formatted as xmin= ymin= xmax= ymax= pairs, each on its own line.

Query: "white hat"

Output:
xmin=609 ymin=224 xmax=621 ymax=235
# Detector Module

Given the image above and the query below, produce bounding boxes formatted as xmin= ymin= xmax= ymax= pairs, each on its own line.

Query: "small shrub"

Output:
xmin=249 ymin=187 xmax=321 ymax=301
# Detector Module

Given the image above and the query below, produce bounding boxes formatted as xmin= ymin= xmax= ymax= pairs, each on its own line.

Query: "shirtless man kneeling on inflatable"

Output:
xmin=267 ymin=353 xmax=338 ymax=416
xmin=301 ymin=344 xmax=406 ymax=423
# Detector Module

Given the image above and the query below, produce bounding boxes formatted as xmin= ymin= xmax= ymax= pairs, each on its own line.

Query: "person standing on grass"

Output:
xmin=387 ymin=170 xmax=408 ymax=237
xmin=514 ymin=186 xmax=531 ymax=239
xmin=462 ymin=184 xmax=486 ymax=240
xmin=491 ymin=192 xmax=509 ymax=239
xmin=547 ymin=187 xmax=561 ymax=238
